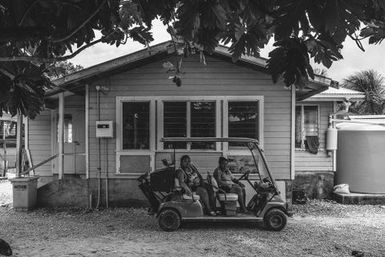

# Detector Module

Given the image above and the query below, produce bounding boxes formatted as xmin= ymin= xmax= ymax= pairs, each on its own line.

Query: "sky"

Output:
xmin=71 ymin=20 xmax=385 ymax=83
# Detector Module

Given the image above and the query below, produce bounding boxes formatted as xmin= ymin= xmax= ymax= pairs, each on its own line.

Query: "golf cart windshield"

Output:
xmin=247 ymin=142 xmax=274 ymax=183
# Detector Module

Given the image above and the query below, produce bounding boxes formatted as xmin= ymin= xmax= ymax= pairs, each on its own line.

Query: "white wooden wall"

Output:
xmin=295 ymin=101 xmax=333 ymax=171
xmin=86 ymin=55 xmax=292 ymax=180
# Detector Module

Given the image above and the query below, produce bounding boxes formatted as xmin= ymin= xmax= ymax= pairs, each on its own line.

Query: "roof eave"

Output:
xmin=45 ymin=41 xmax=335 ymax=99
xmin=302 ymin=96 xmax=365 ymax=102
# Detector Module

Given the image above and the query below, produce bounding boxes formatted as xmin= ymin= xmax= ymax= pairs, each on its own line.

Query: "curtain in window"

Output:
xmin=305 ymin=136 xmax=319 ymax=154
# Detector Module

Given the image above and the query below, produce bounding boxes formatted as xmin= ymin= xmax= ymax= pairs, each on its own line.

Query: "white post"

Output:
xmin=290 ymin=85 xmax=296 ymax=180
xmin=332 ymin=101 xmax=337 ymax=172
xmin=85 ymin=84 xmax=90 ymax=179
xmin=58 ymin=93 xmax=64 ymax=180
xmin=15 ymin=112 xmax=23 ymax=177
xmin=23 ymin=116 xmax=34 ymax=174
xmin=23 ymin=116 xmax=29 ymax=150
xmin=2 ymin=120 xmax=7 ymax=177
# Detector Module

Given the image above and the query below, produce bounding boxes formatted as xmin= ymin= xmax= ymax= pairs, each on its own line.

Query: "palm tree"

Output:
xmin=342 ymin=70 xmax=385 ymax=115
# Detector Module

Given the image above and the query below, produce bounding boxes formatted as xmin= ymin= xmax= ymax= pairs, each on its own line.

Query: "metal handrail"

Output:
xmin=20 ymin=154 xmax=58 ymax=176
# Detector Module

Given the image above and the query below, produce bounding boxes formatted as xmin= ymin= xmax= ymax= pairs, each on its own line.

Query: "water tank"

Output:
xmin=336 ymin=123 xmax=385 ymax=194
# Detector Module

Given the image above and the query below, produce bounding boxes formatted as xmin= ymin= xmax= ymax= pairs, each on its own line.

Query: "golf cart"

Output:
xmin=138 ymin=137 xmax=291 ymax=231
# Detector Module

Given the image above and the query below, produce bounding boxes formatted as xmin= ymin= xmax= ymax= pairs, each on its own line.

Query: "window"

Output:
xmin=295 ymin=105 xmax=319 ymax=148
xmin=56 ymin=114 xmax=72 ymax=143
xmin=228 ymin=101 xmax=259 ymax=147
xmin=163 ymin=101 xmax=216 ymax=150
xmin=122 ymin=102 xmax=150 ymax=149
xmin=0 ymin=120 xmax=18 ymax=147
xmin=191 ymin=102 xmax=216 ymax=149
xmin=163 ymin=102 xmax=187 ymax=149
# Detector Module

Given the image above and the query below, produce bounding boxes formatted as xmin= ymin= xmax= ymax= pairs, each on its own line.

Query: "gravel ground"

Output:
xmin=0 ymin=179 xmax=12 ymax=206
xmin=0 ymin=180 xmax=384 ymax=257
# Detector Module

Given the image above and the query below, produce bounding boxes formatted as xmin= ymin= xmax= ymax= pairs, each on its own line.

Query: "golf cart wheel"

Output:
xmin=158 ymin=209 xmax=181 ymax=232
xmin=264 ymin=208 xmax=287 ymax=231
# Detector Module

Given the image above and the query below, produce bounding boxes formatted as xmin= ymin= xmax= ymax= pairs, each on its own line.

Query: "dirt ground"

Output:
xmin=1 ymin=180 xmax=385 ymax=257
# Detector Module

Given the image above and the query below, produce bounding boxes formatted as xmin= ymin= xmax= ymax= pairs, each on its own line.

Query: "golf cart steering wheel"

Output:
xmin=238 ymin=170 xmax=251 ymax=181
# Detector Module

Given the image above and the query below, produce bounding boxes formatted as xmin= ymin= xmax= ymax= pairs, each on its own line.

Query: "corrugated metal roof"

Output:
xmin=318 ymin=87 xmax=365 ymax=96
xmin=304 ymin=87 xmax=365 ymax=101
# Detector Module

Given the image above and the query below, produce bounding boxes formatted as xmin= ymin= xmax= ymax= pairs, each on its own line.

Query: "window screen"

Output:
xmin=163 ymin=102 xmax=187 ymax=149
xmin=122 ymin=102 xmax=150 ymax=149
xmin=191 ymin=101 xmax=216 ymax=150
xmin=228 ymin=101 xmax=259 ymax=147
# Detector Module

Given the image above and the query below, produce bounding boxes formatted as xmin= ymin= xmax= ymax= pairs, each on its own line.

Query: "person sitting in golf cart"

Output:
xmin=214 ymin=157 xmax=247 ymax=213
xmin=176 ymin=155 xmax=217 ymax=216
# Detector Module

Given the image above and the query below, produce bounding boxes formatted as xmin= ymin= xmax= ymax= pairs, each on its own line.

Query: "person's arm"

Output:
xmin=176 ymin=169 xmax=192 ymax=195
xmin=230 ymin=171 xmax=238 ymax=183
xmin=190 ymin=163 xmax=203 ymax=183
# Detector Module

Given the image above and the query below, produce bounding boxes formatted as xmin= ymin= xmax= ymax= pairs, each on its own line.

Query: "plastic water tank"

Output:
xmin=335 ymin=123 xmax=385 ymax=193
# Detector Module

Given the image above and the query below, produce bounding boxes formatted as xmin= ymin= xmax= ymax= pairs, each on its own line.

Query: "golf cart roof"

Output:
xmin=161 ymin=137 xmax=259 ymax=144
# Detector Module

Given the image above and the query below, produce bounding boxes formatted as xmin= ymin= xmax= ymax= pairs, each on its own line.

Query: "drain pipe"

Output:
xmin=105 ymin=138 xmax=109 ymax=208
xmin=96 ymin=85 xmax=102 ymax=209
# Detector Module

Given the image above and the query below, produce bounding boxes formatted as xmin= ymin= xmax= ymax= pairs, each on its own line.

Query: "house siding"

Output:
xmin=85 ymin=55 xmax=292 ymax=180
xmin=295 ymin=101 xmax=333 ymax=172
xmin=28 ymin=109 xmax=52 ymax=176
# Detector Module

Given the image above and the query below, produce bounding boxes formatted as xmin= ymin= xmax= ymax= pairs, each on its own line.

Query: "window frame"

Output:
xmin=157 ymin=96 xmax=221 ymax=152
xmin=115 ymin=95 xmax=264 ymax=175
xmin=295 ymin=104 xmax=320 ymax=150
xmin=223 ymin=96 xmax=264 ymax=156
xmin=116 ymin=97 xmax=156 ymax=174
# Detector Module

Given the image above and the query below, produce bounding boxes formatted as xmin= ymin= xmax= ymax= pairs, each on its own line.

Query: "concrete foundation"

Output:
xmin=293 ymin=171 xmax=334 ymax=199
xmin=36 ymin=175 xmax=293 ymax=209
xmin=37 ymin=175 xmax=149 ymax=208
xmin=334 ymin=192 xmax=385 ymax=205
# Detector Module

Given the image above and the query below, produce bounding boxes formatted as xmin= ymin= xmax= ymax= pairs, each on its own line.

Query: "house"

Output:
xmin=293 ymin=87 xmax=365 ymax=199
xmin=25 ymin=41 xmax=339 ymax=208
xmin=0 ymin=113 xmax=18 ymax=176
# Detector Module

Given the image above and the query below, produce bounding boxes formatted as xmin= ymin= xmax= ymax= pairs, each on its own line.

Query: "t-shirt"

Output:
xmin=176 ymin=166 xmax=200 ymax=188
xmin=213 ymin=167 xmax=234 ymax=187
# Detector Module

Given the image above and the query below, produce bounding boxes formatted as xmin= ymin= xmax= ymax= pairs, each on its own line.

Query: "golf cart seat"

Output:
xmin=217 ymin=193 xmax=238 ymax=202
xmin=174 ymin=178 xmax=201 ymax=200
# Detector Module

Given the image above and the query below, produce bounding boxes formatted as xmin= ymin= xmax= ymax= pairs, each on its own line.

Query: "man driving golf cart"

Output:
xmin=138 ymin=137 xmax=291 ymax=232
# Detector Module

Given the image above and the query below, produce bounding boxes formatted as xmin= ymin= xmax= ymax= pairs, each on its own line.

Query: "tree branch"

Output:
xmin=0 ymin=37 xmax=104 ymax=63
xmin=18 ymin=0 xmax=42 ymax=26
xmin=349 ymin=34 xmax=365 ymax=52
xmin=0 ymin=68 xmax=15 ymax=80
xmin=51 ymin=0 xmax=107 ymax=43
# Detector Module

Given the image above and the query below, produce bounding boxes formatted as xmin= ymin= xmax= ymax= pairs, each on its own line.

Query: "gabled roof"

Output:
xmin=303 ymin=87 xmax=365 ymax=102
xmin=46 ymin=41 xmax=335 ymax=99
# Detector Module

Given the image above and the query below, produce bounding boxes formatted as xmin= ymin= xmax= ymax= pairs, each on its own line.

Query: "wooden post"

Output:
xmin=58 ymin=93 xmax=64 ymax=180
xmin=290 ymin=85 xmax=296 ymax=180
xmin=15 ymin=112 xmax=23 ymax=177
xmin=2 ymin=120 xmax=6 ymax=177
xmin=85 ymin=84 xmax=89 ymax=179
xmin=23 ymin=116 xmax=34 ymax=174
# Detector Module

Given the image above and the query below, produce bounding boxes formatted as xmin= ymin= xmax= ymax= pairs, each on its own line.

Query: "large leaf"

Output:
xmin=267 ymin=38 xmax=313 ymax=88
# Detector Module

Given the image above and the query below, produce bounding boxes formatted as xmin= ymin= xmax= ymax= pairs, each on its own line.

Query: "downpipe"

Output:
xmin=95 ymin=85 xmax=110 ymax=209
xmin=96 ymin=86 xmax=101 ymax=209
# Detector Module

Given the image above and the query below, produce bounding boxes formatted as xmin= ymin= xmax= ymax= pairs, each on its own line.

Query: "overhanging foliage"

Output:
xmin=1 ymin=0 xmax=385 ymax=118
